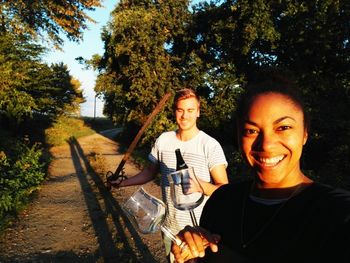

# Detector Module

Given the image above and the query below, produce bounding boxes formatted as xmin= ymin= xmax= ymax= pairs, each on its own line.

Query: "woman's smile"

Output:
xmin=254 ymin=154 xmax=286 ymax=167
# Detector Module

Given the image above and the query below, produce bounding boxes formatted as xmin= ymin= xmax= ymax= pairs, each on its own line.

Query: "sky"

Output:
xmin=43 ymin=1 xmax=119 ymax=117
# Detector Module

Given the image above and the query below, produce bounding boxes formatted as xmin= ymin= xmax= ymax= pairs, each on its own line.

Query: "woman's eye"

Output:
xmin=243 ymin=129 xmax=258 ymax=135
xmin=277 ymin=125 xmax=292 ymax=131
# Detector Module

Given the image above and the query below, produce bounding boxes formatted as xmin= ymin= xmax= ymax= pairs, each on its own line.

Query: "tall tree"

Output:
xmin=27 ymin=62 xmax=84 ymax=116
xmin=94 ymin=0 xmax=192 ymax=144
xmin=0 ymin=0 xmax=102 ymax=47
xmin=94 ymin=0 xmax=242 ymax=144
xmin=0 ymin=34 xmax=43 ymax=123
xmin=0 ymin=34 xmax=84 ymax=128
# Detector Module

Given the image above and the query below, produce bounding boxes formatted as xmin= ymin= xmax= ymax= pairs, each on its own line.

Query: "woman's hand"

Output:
xmin=172 ymin=226 xmax=220 ymax=263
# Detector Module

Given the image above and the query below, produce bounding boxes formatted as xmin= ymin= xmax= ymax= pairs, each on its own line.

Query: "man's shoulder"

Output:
xmin=197 ymin=130 xmax=220 ymax=144
xmin=198 ymin=130 xmax=212 ymax=139
xmin=157 ymin=130 xmax=176 ymax=141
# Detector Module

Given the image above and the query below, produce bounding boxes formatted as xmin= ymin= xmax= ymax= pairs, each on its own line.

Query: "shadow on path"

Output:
xmin=68 ymin=137 xmax=158 ymax=263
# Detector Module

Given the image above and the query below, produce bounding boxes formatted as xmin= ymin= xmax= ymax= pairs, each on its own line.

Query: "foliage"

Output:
xmin=93 ymin=0 xmax=243 ymax=145
xmin=30 ymin=62 xmax=85 ymax=116
xmin=45 ymin=115 xmax=95 ymax=146
xmin=0 ymin=140 xmax=45 ymax=220
xmin=0 ymin=0 xmax=103 ymax=48
xmin=0 ymin=89 xmax=37 ymax=125
xmin=0 ymin=33 xmax=43 ymax=124
xmin=92 ymin=0 xmax=192 ymax=145
xmin=0 ymin=0 xmax=107 ymax=227
xmin=0 ymin=33 xmax=85 ymax=131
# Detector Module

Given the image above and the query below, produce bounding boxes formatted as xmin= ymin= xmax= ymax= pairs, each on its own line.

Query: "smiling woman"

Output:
xmin=171 ymin=70 xmax=350 ymax=263
xmin=238 ymin=92 xmax=310 ymax=189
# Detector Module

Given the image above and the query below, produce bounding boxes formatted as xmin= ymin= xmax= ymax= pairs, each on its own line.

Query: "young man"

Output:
xmin=111 ymin=88 xmax=228 ymax=261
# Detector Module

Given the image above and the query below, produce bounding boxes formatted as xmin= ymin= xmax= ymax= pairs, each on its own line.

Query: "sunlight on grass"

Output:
xmin=87 ymin=150 xmax=108 ymax=176
xmin=45 ymin=115 xmax=95 ymax=146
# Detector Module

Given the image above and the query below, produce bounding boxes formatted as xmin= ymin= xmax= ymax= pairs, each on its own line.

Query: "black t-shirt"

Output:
xmin=198 ymin=180 xmax=350 ymax=263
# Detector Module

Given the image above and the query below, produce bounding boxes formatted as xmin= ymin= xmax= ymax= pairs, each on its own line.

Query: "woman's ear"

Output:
xmin=303 ymin=130 xmax=308 ymax=145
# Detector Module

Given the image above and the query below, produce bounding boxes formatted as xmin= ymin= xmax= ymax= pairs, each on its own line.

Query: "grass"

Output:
xmin=87 ymin=150 xmax=109 ymax=176
xmin=45 ymin=116 xmax=115 ymax=147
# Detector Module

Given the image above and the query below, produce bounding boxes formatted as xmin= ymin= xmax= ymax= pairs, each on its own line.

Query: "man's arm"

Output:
xmin=118 ymin=162 xmax=159 ymax=187
xmin=198 ymin=164 xmax=228 ymax=196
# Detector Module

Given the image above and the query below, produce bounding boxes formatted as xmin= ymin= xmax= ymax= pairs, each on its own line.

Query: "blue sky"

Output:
xmin=43 ymin=1 xmax=118 ymax=117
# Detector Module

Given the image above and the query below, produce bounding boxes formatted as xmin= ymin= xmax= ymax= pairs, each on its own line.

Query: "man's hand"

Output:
xmin=172 ymin=226 xmax=220 ymax=263
xmin=106 ymin=171 xmax=128 ymax=189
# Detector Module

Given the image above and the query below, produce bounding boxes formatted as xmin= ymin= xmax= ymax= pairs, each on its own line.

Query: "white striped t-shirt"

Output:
xmin=148 ymin=130 xmax=228 ymax=235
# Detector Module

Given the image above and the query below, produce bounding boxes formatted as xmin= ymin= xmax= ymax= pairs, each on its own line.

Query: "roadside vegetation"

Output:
xmin=0 ymin=0 xmax=113 ymax=227
xmin=0 ymin=114 xmax=114 ymax=230
xmin=0 ymin=132 xmax=45 ymax=229
xmin=45 ymin=115 xmax=95 ymax=147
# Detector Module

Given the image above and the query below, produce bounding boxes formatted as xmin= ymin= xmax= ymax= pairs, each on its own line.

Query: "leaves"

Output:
xmin=0 ymin=0 xmax=103 ymax=48
xmin=0 ymin=142 xmax=45 ymax=218
xmin=0 ymin=34 xmax=84 ymax=126
xmin=94 ymin=0 xmax=191 ymax=143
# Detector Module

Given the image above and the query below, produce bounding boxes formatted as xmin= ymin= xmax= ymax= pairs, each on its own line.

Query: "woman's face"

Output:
xmin=239 ymin=92 xmax=308 ymax=188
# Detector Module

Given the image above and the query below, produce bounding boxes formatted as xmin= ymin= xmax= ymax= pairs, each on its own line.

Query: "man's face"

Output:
xmin=175 ymin=97 xmax=200 ymax=132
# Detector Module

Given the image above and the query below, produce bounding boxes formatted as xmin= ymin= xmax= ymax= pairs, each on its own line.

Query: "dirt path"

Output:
xmin=0 ymin=130 xmax=167 ymax=263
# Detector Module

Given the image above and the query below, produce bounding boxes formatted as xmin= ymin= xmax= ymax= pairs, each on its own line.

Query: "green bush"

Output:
xmin=0 ymin=142 xmax=45 ymax=219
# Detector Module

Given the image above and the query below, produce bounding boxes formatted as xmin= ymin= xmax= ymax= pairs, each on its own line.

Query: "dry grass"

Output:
xmin=45 ymin=115 xmax=95 ymax=146
xmin=87 ymin=150 xmax=109 ymax=176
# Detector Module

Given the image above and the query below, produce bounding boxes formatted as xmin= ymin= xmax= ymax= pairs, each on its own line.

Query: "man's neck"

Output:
xmin=176 ymin=128 xmax=200 ymax=141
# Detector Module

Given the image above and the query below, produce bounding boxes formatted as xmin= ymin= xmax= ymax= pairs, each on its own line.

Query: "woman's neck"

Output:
xmin=252 ymin=177 xmax=313 ymax=200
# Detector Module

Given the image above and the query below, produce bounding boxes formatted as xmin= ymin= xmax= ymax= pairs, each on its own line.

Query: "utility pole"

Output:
xmin=94 ymin=94 xmax=97 ymax=120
